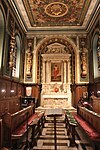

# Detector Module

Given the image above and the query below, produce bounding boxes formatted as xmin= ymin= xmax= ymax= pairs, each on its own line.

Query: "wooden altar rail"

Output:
xmin=29 ymin=111 xmax=45 ymax=148
xmin=65 ymin=110 xmax=78 ymax=146
xmin=2 ymin=104 xmax=44 ymax=149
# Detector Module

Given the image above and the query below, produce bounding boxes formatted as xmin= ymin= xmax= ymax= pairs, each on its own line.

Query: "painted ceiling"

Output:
xmin=13 ymin=0 xmax=99 ymax=30
xmin=23 ymin=0 xmax=91 ymax=27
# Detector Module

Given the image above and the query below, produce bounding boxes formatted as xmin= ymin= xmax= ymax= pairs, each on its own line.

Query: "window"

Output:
xmin=0 ymin=8 xmax=5 ymax=70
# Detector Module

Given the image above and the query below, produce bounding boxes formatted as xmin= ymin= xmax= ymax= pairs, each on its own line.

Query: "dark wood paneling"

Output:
xmin=92 ymin=98 xmax=100 ymax=114
xmin=0 ymin=77 xmax=24 ymax=116
xmin=74 ymin=85 xmax=88 ymax=107
xmin=0 ymin=97 xmax=21 ymax=116
xmin=0 ymin=77 xmax=24 ymax=99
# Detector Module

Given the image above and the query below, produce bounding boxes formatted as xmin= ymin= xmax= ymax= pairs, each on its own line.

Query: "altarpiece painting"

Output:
xmin=51 ymin=63 xmax=61 ymax=82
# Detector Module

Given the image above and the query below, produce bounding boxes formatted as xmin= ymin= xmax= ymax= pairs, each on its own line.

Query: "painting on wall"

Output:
xmin=51 ymin=63 xmax=61 ymax=82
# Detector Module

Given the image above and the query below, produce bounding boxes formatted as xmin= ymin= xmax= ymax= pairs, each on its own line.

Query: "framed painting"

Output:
xmin=51 ymin=63 xmax=61 ymax=82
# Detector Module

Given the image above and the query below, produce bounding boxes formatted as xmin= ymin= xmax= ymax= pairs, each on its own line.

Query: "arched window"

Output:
xmin=93 ymin=33 xmax=100 ymax=79
xmin=0 ymin=7 xmax=5 ymax=70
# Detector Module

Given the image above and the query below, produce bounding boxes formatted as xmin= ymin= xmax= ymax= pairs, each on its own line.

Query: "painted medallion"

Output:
xmin=45 ymin=2 xmax=68 ymax=17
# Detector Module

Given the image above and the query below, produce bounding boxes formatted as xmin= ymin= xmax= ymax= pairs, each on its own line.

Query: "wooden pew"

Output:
xmin=92 ymin=97 xmax=100 ymax=114
xmin=2 ymin=105 xmax=44 ymax=149
xmin=65 ymin=110 xmax=78 ymax=146
xmin=75 ymin=106 xmax=100 ymax=150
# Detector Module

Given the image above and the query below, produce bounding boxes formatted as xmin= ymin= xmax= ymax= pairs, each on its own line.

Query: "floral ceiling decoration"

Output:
xmin=45 ymin=2 xmax=68 ymax=18
xmin=23 ymin=0 xmax=91 ymax=27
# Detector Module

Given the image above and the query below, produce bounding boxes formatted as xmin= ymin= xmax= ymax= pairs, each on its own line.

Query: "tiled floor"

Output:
xmin=32 ymin=115 xmax=94 ymax=150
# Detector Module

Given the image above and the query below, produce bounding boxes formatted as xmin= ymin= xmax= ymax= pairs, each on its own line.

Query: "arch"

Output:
xmin=0 ymin=5 xmax=5 ymax=70
xmin=35 ymin=35 xmax=77 ymax=55
xmin=33 ymin=35 xmax=79 ymax=83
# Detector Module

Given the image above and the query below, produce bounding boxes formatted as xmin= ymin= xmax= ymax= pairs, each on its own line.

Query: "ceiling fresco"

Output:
xmin=23 ymin=0 xmax=91 ymax=27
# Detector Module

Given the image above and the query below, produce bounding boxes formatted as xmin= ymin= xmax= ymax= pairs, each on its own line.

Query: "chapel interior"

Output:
xmin=0 ymin=0 xmax=100 ymax=150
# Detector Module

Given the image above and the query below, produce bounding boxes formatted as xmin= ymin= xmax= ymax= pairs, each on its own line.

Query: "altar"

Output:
xmin=41 ymin=98 xmax=71 ymax=108
xmin=41 ymin=52 xmax=72 ymax=109
xmin=41 ymin=83 xmax=72 ymax=108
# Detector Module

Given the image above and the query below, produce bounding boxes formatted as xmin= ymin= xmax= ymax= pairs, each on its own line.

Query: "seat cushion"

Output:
xmin=74 ymin=115 xmax=100 ymax=141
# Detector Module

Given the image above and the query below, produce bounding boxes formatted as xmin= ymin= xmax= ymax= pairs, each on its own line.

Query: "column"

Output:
xmin=62 ymin=61 xmax=64 ymax=83
xmin=33 ymin=50 xmax=37 ymax=83
xmin=64 ymin=61 xmax=67 ymax=84
xmin=42 ymin=60 xmax=46 ymax=83
xmin=47 ymin=60 xmax=51 ymax=83
xmin=68 ymin=59 xmax=70 ymax=83
xmin=33 ymin=37 xmax=37 ymax=83
xmin=76 ymin=36 xmax=79 ymax=49
xmin=76 ymin=36 xmax=80 ymax=83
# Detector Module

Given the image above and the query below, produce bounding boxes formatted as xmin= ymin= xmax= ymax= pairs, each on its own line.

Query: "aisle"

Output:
xmin=33 ymin=115 xmax=93 ymax=150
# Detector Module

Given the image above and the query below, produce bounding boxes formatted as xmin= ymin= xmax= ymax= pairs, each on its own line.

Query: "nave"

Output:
xmin=19 ymin=114 xmax=94 ymax=150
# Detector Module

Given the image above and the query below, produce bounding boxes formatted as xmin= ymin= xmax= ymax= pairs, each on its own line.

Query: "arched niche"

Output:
xmin=10 ymin=32 xmax=21 ymax=78
xmin=0 ymin=7 xmax=5 ymax=70
xmin=33 ymin=36 xmax=78 ymax=108
xmin=14 ymin=34 xmax=21 ymax=78
xmin=36 ymin=36 xmax=77 ymax=84
xmin=93 ymin=33 xmax=100 ymax=79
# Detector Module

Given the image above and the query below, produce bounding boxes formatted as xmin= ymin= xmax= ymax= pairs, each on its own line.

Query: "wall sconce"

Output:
xmin=97 ymin=91 xmax=100 ymax=97
xmin=10 ymin=89 xmax=14 ymax=93
xmin=1 ymin=89 xmax=6 ymax=98
xmin=1 ymin=89 xmax=6 ymax=93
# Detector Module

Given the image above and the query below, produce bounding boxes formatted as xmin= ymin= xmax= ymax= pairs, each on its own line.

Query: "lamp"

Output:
xmin=97 ymin=91 xmax=100 ymax=97
xmin=1 ymin=89 xmax=6 ymax=93
xmin=1 ymin=89 xmax=6 ymax=98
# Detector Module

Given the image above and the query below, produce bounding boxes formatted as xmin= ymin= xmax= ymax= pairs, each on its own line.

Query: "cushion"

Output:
xmin=75 ymin=115 xmax=100 ymax=141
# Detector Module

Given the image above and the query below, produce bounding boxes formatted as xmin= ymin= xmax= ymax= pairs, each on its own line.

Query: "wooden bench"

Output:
xmin=3 ymin=105 xmax=44 ymax=149
xmin=75 ymin=106 xmax=100 ymax=150
xmin=65 ymin=110 xmax=78 ymax=146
